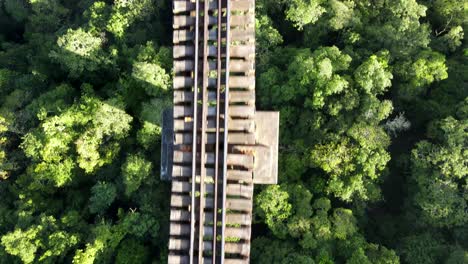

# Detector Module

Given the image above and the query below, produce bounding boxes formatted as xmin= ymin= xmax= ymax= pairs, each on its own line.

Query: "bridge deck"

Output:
xmin=168 ymin=0 xmax=255 ymax=263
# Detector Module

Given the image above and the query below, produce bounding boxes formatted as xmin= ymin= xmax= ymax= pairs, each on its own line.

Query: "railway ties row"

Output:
xmin=167 ymin=0 xmax=257 ymax=263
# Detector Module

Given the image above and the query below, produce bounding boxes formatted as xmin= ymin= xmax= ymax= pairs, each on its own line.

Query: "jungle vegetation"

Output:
xmin=0 ymin=0 xmax=466 ymax=263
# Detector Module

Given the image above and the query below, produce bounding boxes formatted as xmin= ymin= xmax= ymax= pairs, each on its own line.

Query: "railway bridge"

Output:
xmin=161 ymin=0 xmax=279 ymax=263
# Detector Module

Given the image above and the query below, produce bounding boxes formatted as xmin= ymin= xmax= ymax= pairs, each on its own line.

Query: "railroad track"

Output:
xmin=161 ymin=1 xmax=278 ymax=263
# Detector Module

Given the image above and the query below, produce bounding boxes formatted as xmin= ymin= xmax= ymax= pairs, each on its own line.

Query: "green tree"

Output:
xmin=89 ymin=182 xmax=117 ymax=214
xmin=27 ymin=0 xmax=69 ymax=34
xmin=398 ymin=50 xmax=448 ymax=98
xmin=311 ymin=124 xmax=391 ymax=201
xmin=285 ymin=0 xmax=326 ymax=29
xmin=1 ymin=227 xmax=39 ymax=263
xmin=360 ymin=0 xmax=431 ymax=58
xmin=115 ymin=238 xmax=149 ymax=264
xmin=411 ymin=116 xmax=467 ymax=227
xmin=401 ymin=233 xmax=447 ymax=264
xmin=354 ymin=51 xmax=393 ymax=95
xmin=3 ymin=0 xmax=29 ymax=22
xmin=255 ymin=14 xmax=283 ymax=67
xmin=433 ymin=26 xmax=464 ymax=53
xmin=106 ymin=0 xmax=155 ymax=38
xmin=121 ymin=154 xmax=152 ymax=196
xmin=131 ymin=61 xmax=170 ymax=96
xmin=445 ymin=248 xmax=468 ymax=264
xmin=0 ymin=115 xmax=10 ymax=180
xmin=1 ymin=215 xmax=79 ymax=263
xmin=21 ymin=92 xmax=132 ymax=186
xmin=84 ymin=2 xmax=110 ymax=34
xmin=255 ymin=185 xmax=292 ymax=238
xmin=251 ymin=237 xmax=313 ymax=264
xmin=0 ymin=0 xmax=170 ymax=262
xmin=72 ymin=223 xmax=125 ymax=264
xmin=49 ymin=28 xmax=116 ymax=78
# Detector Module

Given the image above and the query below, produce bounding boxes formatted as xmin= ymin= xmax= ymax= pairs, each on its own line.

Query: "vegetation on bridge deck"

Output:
xmin=0 ymin=0 xmax=466 ymax=263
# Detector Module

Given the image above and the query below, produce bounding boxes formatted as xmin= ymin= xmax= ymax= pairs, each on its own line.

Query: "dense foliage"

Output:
xmin=0 ymin=0 xmax=466 ymax=263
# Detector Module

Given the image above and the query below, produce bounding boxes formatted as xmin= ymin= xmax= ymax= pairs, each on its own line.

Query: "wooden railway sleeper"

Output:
xmin=173 ymin=105 xmax=255 ymax=119
xmin=173 ymin=0 xmax=253 ymax=14
xmin=174 ymin=60 xmax=253 ymax=74
xmin=173 ymin=76 xmax=255 ymax=90
xmin=173 ymin=119 xmax=255 ymax=133
xmin=174 ymin=28 xmax=255 ymax=43
xmin=170 ymin=224 xmax=215 ymax=237
xmin=173 ymin=45 xmax=255 ymax=59
xmin=174 ymin=132 xmax=255 ymax=145
xmin=174 ymin=14 xmax=253 ymax=29
xmin=172 ymin=151 xmax=254 ymax=168
xmin=173 ymin=90 xmax=255 ymax=105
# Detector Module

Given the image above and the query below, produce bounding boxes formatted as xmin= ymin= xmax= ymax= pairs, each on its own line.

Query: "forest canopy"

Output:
xmin=0 ymin=0 xmax=467 ymax=263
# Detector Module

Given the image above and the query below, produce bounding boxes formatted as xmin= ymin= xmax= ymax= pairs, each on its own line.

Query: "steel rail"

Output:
xmin=189 ymin=0 xmax=200 ymax=262
xmin=220 ymin=0 xmax=230 ymax=262
xmin=212 ymin=0 xmax=223 ymax=261
xmin=198 ymin=0 xmax=210 ymax=261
